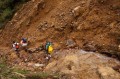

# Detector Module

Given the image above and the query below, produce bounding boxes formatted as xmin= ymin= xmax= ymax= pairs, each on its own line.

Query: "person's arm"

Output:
xmin=20 ymin=41 xmax=23 ymax=44
xmin=12 ymin=44 xmax=15 ymax=48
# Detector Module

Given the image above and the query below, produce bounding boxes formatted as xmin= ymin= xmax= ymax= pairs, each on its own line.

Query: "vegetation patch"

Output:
xmin=0 ymin=56 xmax=60 ymax=79
xmin=0 ymin=0 xmax=29 ymax=29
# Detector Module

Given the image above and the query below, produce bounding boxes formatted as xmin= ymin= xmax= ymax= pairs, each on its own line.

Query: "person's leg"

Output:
xmin=47 ymin=53 xmax=51 ymax=61
xmin=16 ymin=49 xmax=20 ymax=57
xmin=24 ymin=46 xmax=28 ymax=52
xmin=46 ymin=49 xmax=48 ymax=54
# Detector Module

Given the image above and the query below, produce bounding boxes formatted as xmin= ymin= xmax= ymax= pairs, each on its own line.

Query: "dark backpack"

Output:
xmin=22 ymin=38 xmax=27 ymax=43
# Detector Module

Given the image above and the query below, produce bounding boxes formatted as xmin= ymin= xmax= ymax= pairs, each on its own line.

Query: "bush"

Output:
xmin=0 ymin=8 xmax=12 ymax=21
xmin=0 ymin=0 xmax=29 ymax=29
xmin=0 ymin=56 xmax=60 ymax=79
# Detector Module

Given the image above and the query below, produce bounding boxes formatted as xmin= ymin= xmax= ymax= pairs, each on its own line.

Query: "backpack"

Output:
xmin=45 ymin=42 xmax=51 ymax=50
xmin=22 ymin=38 xmax=27 ymax=43
xmin=48 ymin=45 xmax=53 ymax=54
xmin=15 ymin=43 xmax=19 ymax=49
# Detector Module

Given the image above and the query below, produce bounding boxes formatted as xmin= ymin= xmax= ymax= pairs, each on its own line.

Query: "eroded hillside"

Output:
xmin=0 ymin=0 xmax=120 ymax=57
xmin=45 ymin=49 xmax=120 ymax=79
xmin=0 ymin=0 xmax=120 ymax=79
xmin=0 ymin=48 xmax=120 ymax=79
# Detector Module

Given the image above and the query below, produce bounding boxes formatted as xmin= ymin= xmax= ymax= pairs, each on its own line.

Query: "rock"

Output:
xmin=34 ymin=63 xmax=45 ymax=67
xmin=77 ymin=24 xmax=82 ymax=30
xmin=38 ymin=21 xmax=49 ymax=30
xmin=10 ymin=52 xmax=18 ymax=59
xmin=27 ymin=48 xmax=37 ymax=53
xmin=66 ymin=39 xmax=76 ymax=48
xmin=83 ymin=42 xmax=96 ymax=52
xmin=113 ymin=65 xmax=120 ymax=73
xmin=21 ymin=18 xmax=31 ymax=26
xmin=72 ymin=6 xmax=84 ymax=17
xmin=27 ymin=62 xmax=34 ymax=67
xmin=81 ymin=1 xmax=86 ymax=4
xmin=98 ymin=0 xmax=107 ymax=4
xmin=118 ymin=45 xmax=120 ymax=50
xmin=44 ymin=61 xmax=57 ymax=71
xmin=28 ymin=63 xmax=45 ymax=67
xmin=54 ymin=26 xmax=65 ymax=31
xmin=77 ymin=22 xmax=88 ymax=30
xmin=98 ymin=66 xmax=120 ymax=79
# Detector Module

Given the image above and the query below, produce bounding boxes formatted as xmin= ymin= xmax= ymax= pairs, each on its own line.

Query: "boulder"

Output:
xmin=113 ymin=65 xmax=120 ymax=73
xmin=98 ymin=66 xmax=120 ymax=79
xmin=27 ymin=48 xmax=37 ymax=53
xmin=72 ymin=6 xmax=84 ymax=17
xmin=83 ymin=42 xmax=96 ymax=52
xmin=66 ymin=39 xmax=76 ymax=48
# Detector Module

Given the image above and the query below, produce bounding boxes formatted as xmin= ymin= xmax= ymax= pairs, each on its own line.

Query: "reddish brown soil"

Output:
xmin=0 ymin=0 xmax=120 ymax=58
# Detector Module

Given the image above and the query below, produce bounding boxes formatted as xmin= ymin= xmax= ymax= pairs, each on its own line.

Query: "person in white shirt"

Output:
xmin=12 ymin=41 xmax=20 ymax=57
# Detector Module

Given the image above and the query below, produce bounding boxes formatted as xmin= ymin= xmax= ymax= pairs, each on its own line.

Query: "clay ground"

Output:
xmin=0 ymin=0 xmax=120 ymax=79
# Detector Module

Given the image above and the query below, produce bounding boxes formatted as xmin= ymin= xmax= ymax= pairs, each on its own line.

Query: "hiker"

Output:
xmin=20 ymin=38 xmax=28 ymax=52
xmin=12 ymin=41 xmax=20 ymax=57
xmin=45 ymin=41 xmax=53 ymax=60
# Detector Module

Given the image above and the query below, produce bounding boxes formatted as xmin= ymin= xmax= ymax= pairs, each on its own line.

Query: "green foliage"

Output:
xmin=0 ymin=0 xmax=29 ymax=29
xmin=26 ymin=72 xmax=60 ymax=79
xmin=0 ymin=54 xmax=60 ymax=79
xmin=0 ymin=57 xmax=60 ymax=79
xmin=0 ymin=8 xmax=12 ymax=22
xmin=13 ymin=68 xmax=30 ymax=74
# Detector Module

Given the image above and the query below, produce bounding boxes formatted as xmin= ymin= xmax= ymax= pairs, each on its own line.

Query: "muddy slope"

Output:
xmin=0 ymin=0 xmax=120 ymax=56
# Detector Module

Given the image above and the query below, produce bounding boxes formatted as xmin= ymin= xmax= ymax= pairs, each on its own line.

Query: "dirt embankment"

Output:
xmin=0 ymin=48 xmax=120 ymax=79
xmin=45 ymin=49 xmax=120 ymax=79
xmin=0 ymin=0 xmax=120 ymax=57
